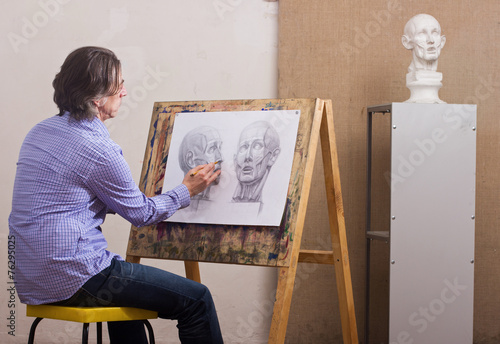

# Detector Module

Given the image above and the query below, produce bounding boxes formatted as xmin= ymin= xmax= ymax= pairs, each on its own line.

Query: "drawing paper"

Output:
xmin=162 ymin=109 xmax=300 ymax=226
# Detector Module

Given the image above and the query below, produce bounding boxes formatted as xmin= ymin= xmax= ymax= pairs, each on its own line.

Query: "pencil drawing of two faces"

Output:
xmin=178 ymin=121 xmax=281 ymax=203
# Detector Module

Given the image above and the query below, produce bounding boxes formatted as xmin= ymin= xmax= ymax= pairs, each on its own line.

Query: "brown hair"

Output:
xmin=52 ymin=46 xmax=122 ymax=121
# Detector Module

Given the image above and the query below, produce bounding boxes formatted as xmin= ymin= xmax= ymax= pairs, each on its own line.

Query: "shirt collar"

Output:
xmin=63 ymin=111 xmax=110 ymax=138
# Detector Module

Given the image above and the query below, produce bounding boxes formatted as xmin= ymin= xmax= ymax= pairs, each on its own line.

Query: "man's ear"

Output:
xmin=402 ymin=35 xmax=413 ymax=50
xmin=94 ymin=98 xmax=107 ymax=108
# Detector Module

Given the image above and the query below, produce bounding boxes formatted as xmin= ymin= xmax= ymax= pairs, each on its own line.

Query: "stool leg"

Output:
xmin=28 ymin=318 xmax=43 ymax=344
xmin=142 ymin=320 xmax=155 ymax=344
xmin=82 ymin=323 xmax=89 ymax=344
xmin=97 ymin=322 xmax=102 ymax=344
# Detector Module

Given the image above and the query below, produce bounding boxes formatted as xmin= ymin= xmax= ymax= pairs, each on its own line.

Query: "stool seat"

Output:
xmin=27 ymin=304 xmax=158 ymax=323
xmin=26 ymin=304 xmax=158 ymax=344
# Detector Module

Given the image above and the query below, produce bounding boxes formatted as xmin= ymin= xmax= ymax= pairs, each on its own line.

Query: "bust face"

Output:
xmin=408 ymin=15 xmax=444 ymax=62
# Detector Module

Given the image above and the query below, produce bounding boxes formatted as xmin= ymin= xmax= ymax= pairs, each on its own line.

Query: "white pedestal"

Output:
xmin=366 ymin=103 xmax=476 ymax=344
xmin=405 ymin=71 xmax=445 ymax=104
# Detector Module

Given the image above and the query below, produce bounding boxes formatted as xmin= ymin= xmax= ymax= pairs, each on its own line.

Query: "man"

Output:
xmin=232 ymin=121 xmax=280 ymax=203
xmin=401 ymin=13 xmax=446 ymax=73
xmin=9 ymin=46 xmax=223 ymax=344
xmin=178 ymin=126 xmax=223 ymax=206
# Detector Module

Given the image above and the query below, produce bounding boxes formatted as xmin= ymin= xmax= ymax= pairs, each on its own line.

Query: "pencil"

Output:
xmin=190 ymin=160 xmax=221 ymax=176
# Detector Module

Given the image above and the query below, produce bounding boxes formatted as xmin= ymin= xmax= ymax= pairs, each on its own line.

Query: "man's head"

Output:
xmin=402 ymin=14 xmax=446 ymax=70
xmin=234 ymin=121 xmax=280 ymax=184
xmin=179 ymin=126 xmax=223 ymax=175
xmin=53 ymin=46 xmax=125 ymax=121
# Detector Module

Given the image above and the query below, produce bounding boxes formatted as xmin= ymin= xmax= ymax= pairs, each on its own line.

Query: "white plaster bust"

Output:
xmin=402 ymin=14 xmax=446 ymax=103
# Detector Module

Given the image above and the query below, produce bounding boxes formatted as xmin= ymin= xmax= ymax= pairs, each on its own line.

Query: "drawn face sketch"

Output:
xmin=178 ymin=126 xmax=223 ymax=200
xmin=233 ymin=121 xmax=281 ymax=203
xmin=402 ymin=14 xmax=446 ymax=72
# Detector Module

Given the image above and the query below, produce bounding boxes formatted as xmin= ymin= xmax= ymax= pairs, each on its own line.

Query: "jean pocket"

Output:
xmin=47 ymin=287 xmax=113 ymax=307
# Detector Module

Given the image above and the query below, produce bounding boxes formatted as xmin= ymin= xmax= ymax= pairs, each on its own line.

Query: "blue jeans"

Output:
xmin=51 ymin=258 xmax=223 ymax=344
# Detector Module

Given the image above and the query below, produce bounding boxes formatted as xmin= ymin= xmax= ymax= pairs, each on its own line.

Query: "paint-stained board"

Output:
xmin=126 ymin=98 xmax=318 ymax=267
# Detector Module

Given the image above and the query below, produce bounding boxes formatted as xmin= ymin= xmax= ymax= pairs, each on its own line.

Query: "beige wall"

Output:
xmin=279 ymin=0 xmax=500 ymax=343
xmin=1 ymin=1 xmax=278 ymax=343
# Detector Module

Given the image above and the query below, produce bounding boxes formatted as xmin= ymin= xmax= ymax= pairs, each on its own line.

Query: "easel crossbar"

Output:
xmin=298 ymin=250 xmax=335 ymax=265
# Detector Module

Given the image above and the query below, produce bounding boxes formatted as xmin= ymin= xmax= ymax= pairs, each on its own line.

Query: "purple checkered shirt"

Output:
xmin=9 ymin=113 xmax=190 ymax=305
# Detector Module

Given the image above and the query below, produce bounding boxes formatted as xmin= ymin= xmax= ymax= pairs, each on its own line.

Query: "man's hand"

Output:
xmin=182 ymin=162 xmax=221 ymax=197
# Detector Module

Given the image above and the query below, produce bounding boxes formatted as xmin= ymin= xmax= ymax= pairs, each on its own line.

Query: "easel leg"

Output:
xmin=320 ymin=100 xmax=359 ymax=343
xmin=126 ymin=255 xmax=141 ymax=264
xmin=268 ymin=266 xmax=297 ymax=344
xmin=269 ymin=99 xmax=325 ymax=344
xmin=185 ymin=261 xmax=201 ymax=283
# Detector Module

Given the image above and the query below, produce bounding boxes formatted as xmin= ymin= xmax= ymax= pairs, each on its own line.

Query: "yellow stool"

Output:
xmin=26 ymin=304 xmax=158 ymax=344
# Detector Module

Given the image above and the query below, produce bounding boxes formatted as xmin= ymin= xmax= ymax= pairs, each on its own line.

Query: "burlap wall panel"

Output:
xmin=279 ymin=1 xmax=500 ymax=343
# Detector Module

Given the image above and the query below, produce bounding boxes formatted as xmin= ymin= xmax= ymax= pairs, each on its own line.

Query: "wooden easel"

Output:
xmin=126 ymin=98 xmax=358 ymax=343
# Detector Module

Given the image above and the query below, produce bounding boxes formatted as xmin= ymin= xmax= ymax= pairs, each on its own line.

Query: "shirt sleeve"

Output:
xmin=85 ymin=148 xmax=190 ymax=227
